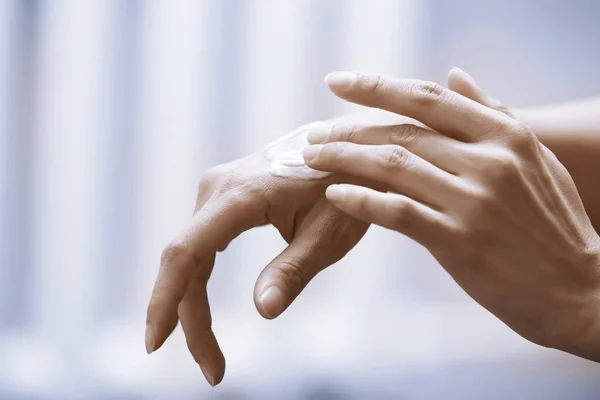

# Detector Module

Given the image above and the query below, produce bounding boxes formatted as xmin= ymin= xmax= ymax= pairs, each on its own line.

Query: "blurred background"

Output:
xmin=2 ymin=0 xmax=600 ymax=399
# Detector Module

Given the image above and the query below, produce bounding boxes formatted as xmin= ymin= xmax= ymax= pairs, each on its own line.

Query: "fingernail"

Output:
xmin=326 ymin=185 xmax=347 ymax=203
xmin=302 ymin=144 xmax=322 ymax=162
xmin=324 ymin=71 xmax=357 ymax=91
xmin=306 ymin=126 xmax=330 ymax=144
xmin=200 ymin=364 xmax=217 ymax=387
xmin=145 ymin=324 xmax=155 ymax=354
xmin=259 ymin=286 xmax=285 ymax=319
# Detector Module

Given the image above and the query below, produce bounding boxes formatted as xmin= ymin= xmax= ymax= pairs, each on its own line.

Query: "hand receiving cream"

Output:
xmin=264 ymin=121 xmax=333 ymax=179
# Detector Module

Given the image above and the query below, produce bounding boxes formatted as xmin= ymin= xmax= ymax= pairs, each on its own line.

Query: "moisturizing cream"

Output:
xmin=264 ymin=121 xmax=332 ymax=179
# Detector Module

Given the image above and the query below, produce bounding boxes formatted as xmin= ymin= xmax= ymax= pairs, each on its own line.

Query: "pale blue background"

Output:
xmin=1 ymin=1 xmax=600 ymax=399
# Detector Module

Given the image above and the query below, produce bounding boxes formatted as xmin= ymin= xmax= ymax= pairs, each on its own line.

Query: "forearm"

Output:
xmin=513 ymin=98 xmax=600 ymax=231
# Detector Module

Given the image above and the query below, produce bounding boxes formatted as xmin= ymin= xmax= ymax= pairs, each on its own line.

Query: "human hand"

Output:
xmin=144 ymin=122 xmax=387 ymax=386
xmin=302 ymin=69 xmax=600 ymax=361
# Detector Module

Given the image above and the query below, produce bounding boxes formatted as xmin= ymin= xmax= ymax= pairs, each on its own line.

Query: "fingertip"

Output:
xmin=448 ymin=66 xmax=464 ymax=78
xmin=256 ymin=285 xmax=286 ymax=319
xmin=145 ymin=324 xmax=155 ymax=354
xmin=448 ymin=66 xmax=468 ymax=77
xmin=306 ymin=124 xmax=330 ymax=144
xmin=325 ymin=184 xmax=347 ymax=204
xmin=145 ymin=305 xmax=179 ymax=354
xmin=451 ymin=66 xmax=478 ymax=87
xmin=302 ymin=144 xmax=322 ymax=164
xmin=447 ymin=66 xmax=467 ymax=86
xmin=187 ymin=327 xmax=226 ymax=387
xmin=324 ymin=71 xmax=357 ymax=92
xmin=200 ymin=355 xmax=226 ymax=387
xmin=200 ymin=364 xmax=216 ymax=387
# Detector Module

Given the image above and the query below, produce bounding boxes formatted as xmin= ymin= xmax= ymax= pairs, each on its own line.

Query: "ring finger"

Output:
xmin=302 ymin=142 xmax=466 ymax=210
xmin=306 ymin=122 xmax=472 ymax=175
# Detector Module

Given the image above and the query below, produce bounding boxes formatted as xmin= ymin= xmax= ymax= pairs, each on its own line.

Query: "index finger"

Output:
xmin=324 ymin=71 xmax=515 ymax=142
xmin=145 ymin=194 xmax=266 ymax=354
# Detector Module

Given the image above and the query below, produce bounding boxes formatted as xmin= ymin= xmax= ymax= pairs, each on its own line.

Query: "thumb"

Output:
xmin=447 ymin=67 xmax=514 ymax=118
xmin=254 ymin=203 xmax=368 ymax=319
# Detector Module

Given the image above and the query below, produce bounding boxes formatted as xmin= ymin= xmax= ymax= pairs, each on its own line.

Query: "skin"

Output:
xmin=514 ymin=101 xmax=600 ymax=233
xmin=145 ymin=145 xmax=374 ymax=386
xmin=303 ymin=70 xmax=600 ymax=362
xmin=447 ymin=70 xmax=600 ymax=232
xmin=145 ymin=68 xmax=600 ymax=386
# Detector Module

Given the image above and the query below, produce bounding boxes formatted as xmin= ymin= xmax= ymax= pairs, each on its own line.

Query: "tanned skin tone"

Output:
xmin=145 ymin=68 xmax=600 ymax=386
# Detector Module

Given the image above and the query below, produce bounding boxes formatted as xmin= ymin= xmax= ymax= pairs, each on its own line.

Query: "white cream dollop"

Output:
xmin=263 ymin=121 xmax=333 ymax=180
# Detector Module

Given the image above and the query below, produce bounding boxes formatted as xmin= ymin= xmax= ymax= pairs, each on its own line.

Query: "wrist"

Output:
xmin=554 ymin=245 xmax=600 ymax=362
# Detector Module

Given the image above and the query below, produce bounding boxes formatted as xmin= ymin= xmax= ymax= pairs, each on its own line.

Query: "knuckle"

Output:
xmin=157 ymin=242 xmax=198 ymax=303
xmin=197 ymin=175 xmax=216 ymax=200
xmin=332 ymin=122 xmax=359 ymax=143
xmin=202 ymin=165 xmax=224 ymax=184
xmin=215 ymin=175 xmax=269 ymax=218
xmin=359 ymin=73 xmax=387 ymax=96
xmin=379 ymin=145 xmax=411 ymax=171
xmin=507 ymin=121 xmax=538 ymax=154
xmin=495 ymin=151 xmax=520 ymax=173
xmin=325 ymin=141 xmax=350 ymax=160
xmin=218 ymin=172 xmax=252 ymax=197
xmin=472 ymin=187 xmax=496 ymax=210
xmin=480 ymin=149 xmax=521 ymax=185
xmin=200 ymin=165 xmax=228 ymax=194
xmin=389 ymin=124 xmax=421 ymax=146
xmin=161 ymin=241 xmax=198 ymax=270
xmin=410 ymin=80 xmax=446 ymax=107
xmin=275 ymin=255 xmax=308 ymax=291
xmin=197 ymin=178 xmax=210 ymax=195
xmin=353 ymin=190 xmax=370 ymax=213
xmin=389 ymin=200 xmax=415 ymax=232
xmin=221 ymin=185 xmax=265 ymax=219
